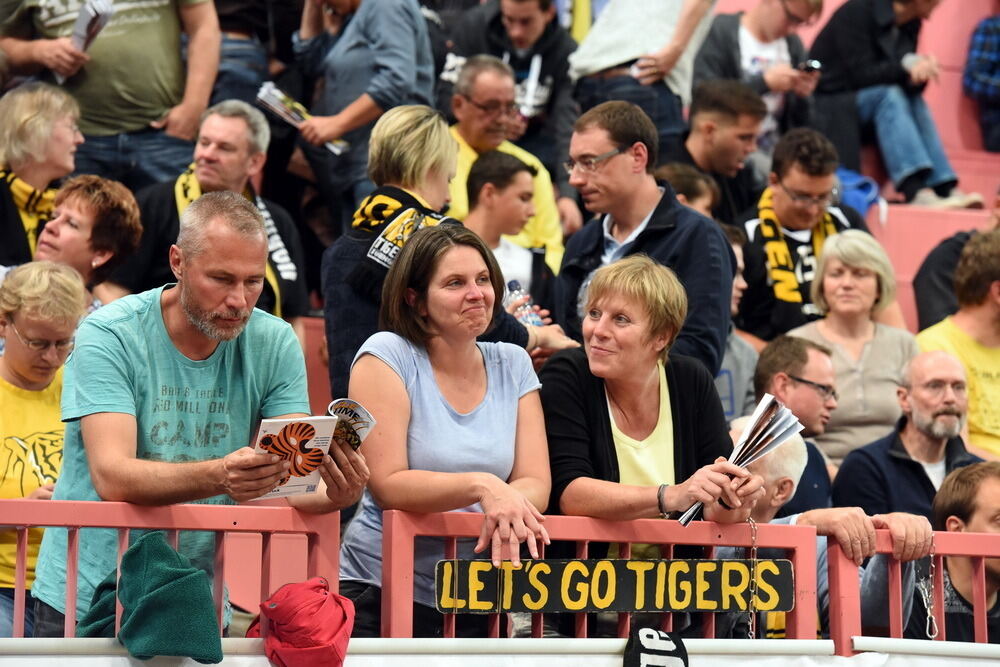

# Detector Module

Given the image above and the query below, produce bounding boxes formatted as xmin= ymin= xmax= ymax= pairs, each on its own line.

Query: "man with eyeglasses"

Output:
xmin=447 ymin=55 xmax=566 ymax=273
xmin=738 ymin=128 xmax=871 ymax=343
xmin=754 ymin=335 xmax=838 ymax=516
xmin=917 ymin=229 xmax=1000 ymax=459
xmin=555 ymin=100 xmax=735 ymax=375
xmin=693 ymin=0 xmax=821 ymax=175
xmin=834 ymin=351 xmax=982 ymax=520
xmin=436 ymin=0 xmax=582 ymax=235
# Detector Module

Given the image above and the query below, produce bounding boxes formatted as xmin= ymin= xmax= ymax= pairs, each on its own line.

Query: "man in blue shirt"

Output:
xmin=31 ymin=191 xmax=368 ymax=636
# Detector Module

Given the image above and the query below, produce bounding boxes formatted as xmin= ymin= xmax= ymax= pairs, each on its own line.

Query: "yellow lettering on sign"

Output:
xmin=500 ymin=561 xmax=521 ymax=611
xmin=468 ymin=561 xmax=493 ymax=611
xmin=591 ymin=561 xmax=616 ymax=609
xmin=627 ymin=561 xmax=655 ymax=610
xmin=721 ymin=561 xmax=750 ymax=611
xmin=561 ymin=561 xmax=590 ymax=611
xmin=654 ymin=561 xmax=667 ymax=610
xmin=668 ymin=561 xmax=691 ymax=609
xmin=438 ymin=561 xmax=466 ymax=609
xmin=695 ymin=561 xmax=718 ymax=610
xmin=754 ymin=561 xmax=781 ymax=611
xmin=522 ymin=562 xmax=550 ymax=610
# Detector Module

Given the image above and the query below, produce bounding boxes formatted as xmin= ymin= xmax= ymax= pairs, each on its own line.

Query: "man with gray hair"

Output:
xmin=30 ymin=191 xmax=369 ymax=637
xmin=99 ymin=100 xmax=309 ymax=345
xmin=717 ymin=417 xmax=932 ymax=638
xmin=447 ymin=55 xmax=567 ymax=272
xmin=833 ymin=350 xmax=982 ymax=520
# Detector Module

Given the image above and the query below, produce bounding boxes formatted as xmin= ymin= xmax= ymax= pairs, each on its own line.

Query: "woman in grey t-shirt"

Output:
xmin=340 ymin=224 xmax=551 ymax=637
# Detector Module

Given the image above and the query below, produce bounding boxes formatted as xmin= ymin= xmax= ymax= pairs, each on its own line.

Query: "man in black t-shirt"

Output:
xmin=102 ymin=100 xmax=309 ymax=346
xmin=660 ymin=79 xmax=767 ymax=225
xmin=906 ymin=462 xmax=1000 ymax=643
xmin=737 ymin=128 xmax=868 ymax=342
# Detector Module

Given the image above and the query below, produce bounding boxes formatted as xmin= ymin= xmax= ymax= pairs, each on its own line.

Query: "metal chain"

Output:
xmin=924 ymin=533 xmax=939 ymax=640
xmin=747 ymin=516 xmax=759 ymax=639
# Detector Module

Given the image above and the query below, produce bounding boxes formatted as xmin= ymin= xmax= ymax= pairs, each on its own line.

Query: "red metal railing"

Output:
xmin=0 ymin=499 xmax=340 ymax=639
xmin=381 ymin=511 xmax=819 ymax=639
xmin=827 ymin=530 xmax=1000 ymax=656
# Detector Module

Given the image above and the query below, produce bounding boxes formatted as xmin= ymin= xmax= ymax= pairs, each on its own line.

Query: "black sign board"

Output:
xmin=435 ymin=558 xmax=794 ymax=614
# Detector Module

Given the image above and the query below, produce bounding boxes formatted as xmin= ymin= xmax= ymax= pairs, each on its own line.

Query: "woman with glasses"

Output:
xmin=0 ymin=261 xmax=88 ymax=637
xmin=788 ymin=230 xmax=918 ymax=466
xmin=0 ymin=83 xmax=84 ymax=268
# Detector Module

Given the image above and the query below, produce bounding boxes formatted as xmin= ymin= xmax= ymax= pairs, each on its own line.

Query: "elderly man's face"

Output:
xmin=900 ymin=352 xmax=968 ymax=440
xmin=452 ymin=70 xmax=518 ymax=153
xmin=194 ymin=114 xmax=263 ymax=194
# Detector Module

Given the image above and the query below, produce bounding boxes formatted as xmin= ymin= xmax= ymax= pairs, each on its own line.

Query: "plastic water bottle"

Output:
xmin=506 ymin=280 xmax=544 ymax=327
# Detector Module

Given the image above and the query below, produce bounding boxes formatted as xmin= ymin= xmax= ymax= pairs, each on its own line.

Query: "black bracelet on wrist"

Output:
xmin=657 ymin=483 xmax=669 ymax=518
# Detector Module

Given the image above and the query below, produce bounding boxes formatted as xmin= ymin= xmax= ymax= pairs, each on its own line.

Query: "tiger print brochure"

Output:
xmin=252 ymin=416 xmax=339 ymax=498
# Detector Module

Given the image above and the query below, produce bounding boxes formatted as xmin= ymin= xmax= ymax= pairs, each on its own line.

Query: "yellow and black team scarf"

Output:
xmin=2 ymin=169 xmax=57 ymax=256
xmin=174 ymin=167 xmax=284 ymax=318
xmin=348 ymin=185 xmax=457 ymax=301
xmin=755 ymin=186 xmax=839 ymax=306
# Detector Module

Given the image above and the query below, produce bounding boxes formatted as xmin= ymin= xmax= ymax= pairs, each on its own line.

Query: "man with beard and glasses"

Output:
xmin=29 ymin=191 xmax=369 ymax=637
xmin=832 ymin=351 xmax=981 ymax=521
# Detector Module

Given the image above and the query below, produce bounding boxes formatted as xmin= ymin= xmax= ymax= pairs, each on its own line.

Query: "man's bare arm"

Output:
xmin=82 ymin=411 xmax=292 ymax=505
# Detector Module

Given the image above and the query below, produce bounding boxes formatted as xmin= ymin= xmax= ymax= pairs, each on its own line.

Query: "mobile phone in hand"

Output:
xmin=798 ymin=59 xmax=822 ymax=73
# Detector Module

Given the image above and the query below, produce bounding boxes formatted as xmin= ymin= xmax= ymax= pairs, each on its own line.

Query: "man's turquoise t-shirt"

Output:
xmin=32 ymin=285 xmax=310 ymax=619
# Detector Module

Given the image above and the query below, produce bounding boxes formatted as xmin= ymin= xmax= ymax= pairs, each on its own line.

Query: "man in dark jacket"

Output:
xmin=661 ymin=79 xmax=768 ymax=225
xmin=809 ymin=0 xmax=981 ymax=208
xmin=437 ymin=0 xmax=582 ymax=234
xmin=693 ymin=0 xmax=820 ymax=164
xmin=833 ymin=351 xmax=982 ymax=520
xmin=557 ymin=100 xmax=734 ymax=374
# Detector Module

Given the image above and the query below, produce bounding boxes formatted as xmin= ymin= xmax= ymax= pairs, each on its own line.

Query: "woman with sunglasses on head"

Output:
xmin=0 ymin=261 xmax=88 ymax=637
xmin=0 ymin=83 xmax=83 ymax=268
xmin=788 ymin=230 xmax=918 ymax=466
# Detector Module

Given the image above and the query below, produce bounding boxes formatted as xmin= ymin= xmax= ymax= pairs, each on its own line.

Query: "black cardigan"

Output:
xmin=539 ymin=347 xmax=733 ymax=516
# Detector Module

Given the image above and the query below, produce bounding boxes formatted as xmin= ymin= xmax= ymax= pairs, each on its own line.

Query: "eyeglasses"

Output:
xmin=563 ymin=147 xmax=625 ymax=176
xmin=780 ymin=0 xmax=815 ymax=26
xmin=7 ymin=319 xmax=75 ymax=354
xmin=778 ymin=182 xmax=836 ymax=208
xmin=462 ymin=95 xmax=519 ymax=117
xmin=788 ymin=374 xmax=838 ymax=402
xmin=916 ymin=380 xmax=967 ymax=398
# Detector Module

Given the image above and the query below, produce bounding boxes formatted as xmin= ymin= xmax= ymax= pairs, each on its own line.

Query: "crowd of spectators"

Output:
xmin=0 ymin=0 xmax=998 ymax=647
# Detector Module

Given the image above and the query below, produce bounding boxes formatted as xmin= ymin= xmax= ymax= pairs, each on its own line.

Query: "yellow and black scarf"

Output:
xmin=2 ymin=169 xmax=56 ymax=256
xmin=348 ymin=185 xmax=457 ymax=301
xmin=174 ymin=168 xmax=284 ymax=318
xmin=755 ymin=187 xmax=838 ymax=305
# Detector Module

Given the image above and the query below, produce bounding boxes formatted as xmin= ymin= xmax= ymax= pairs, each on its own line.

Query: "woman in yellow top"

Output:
xmin=0 ymin=83 xmax=84 ymax=267
xmin=0 ymin=261 xmax=88 ymax=636
xmin=541 ymin=255 xmax=765 ymax=528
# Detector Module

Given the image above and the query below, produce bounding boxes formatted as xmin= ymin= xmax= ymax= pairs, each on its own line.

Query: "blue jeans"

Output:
xmin=73 ymin=129 xmax=194 ymax=192
xmin=210 ymin=35 xmax=268 ymax=106
xmin=0 ymin=588 xmax=34 ymax=637
xmin=575 ymin=75 xmax=684 ymax=164
xmin=854 ymin=84 xmax=956 ymax=190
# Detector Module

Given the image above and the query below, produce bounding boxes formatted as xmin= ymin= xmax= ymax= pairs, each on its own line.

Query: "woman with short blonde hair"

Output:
xmin=0 ymin=83 xmax=83 ymax=267
xmin=0 ymin=261 xmax=87 ymax=637
xmin=789 ymin=230 xmax=918 ymax=464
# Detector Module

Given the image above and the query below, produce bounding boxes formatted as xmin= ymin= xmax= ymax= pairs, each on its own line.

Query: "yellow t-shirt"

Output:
xmin=448 ymin=127 xmax=564 ymax=273
xmin=608 ymin=361 xmax=674 ymax=559
xmin=916 ymin=317 xmax=1000 ymax=457
xmin=0 ymin=369 xmax=64 ymax=589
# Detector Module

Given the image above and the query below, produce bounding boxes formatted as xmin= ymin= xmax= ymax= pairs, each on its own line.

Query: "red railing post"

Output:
xmin=826 ymin=542 xmax=861 ymax=656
